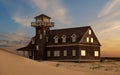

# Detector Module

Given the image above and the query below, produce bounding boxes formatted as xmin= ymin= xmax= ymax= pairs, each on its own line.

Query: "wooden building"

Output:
xmin=17 ymin=14 xmax=101 ymax=61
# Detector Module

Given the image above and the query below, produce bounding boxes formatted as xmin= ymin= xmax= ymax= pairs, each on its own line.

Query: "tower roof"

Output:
xmin=34 ymin=14 xmax=51 ymax=19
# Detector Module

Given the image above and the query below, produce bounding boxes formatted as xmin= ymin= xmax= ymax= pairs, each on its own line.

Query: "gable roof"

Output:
xmin=46 ymin=26 xmax=90 ymax=45
xmin=49 ymin=26 xmax=90 ymax=39
xmin=34 ymin=14 xmax=51 ymax=19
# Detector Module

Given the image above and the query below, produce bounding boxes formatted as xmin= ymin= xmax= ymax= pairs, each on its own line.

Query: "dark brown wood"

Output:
xmin=17 ymin=14 xmax=101 ymax=61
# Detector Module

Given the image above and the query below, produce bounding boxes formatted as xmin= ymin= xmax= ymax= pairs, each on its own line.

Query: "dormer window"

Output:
xmin=53 ymin=35 xmax=59 ymax=43
xmin=40 ymin=34 xmax=42 ymax=39
xmin=61 ymin=35 xmax=67 ymax=43
xmin=71 ymin=34 xmax=77 ymax=42
xmin=89 ymin=29 xmax=91 ymax=35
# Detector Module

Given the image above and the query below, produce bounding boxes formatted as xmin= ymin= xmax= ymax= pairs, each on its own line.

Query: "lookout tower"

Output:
xmin=31 ymin=14 xmax=54 ymax=35
xmin=31 ymin=14 xmax=54 ymax=60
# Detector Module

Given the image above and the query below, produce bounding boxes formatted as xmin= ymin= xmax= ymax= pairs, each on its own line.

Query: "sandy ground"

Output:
xmin=0 ymin=48 xmax=120 ymax=75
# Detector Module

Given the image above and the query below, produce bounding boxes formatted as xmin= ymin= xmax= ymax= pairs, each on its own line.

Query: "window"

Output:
xmin=86 ymin=37 xmax=89 ymax=42
xmin=64 ymin=50 xmax=67 ymax=56
xmin=94 ymin=51 xmax=99 ymax=57
xmin=61 ymin=35 xmax=67 ymax=43
xmin=71 ymin=34 xmax=77 ymax=42
xmin=38 ymin=30 xmax=41 ymax=34
xmin=46 ymin=37 xmax=49 ymax=42
xmin=36 ymin=45 xmax=39 ymax=51
xmin=47 ymin=51 xmax=50 ymax=57
xmin=31 ymin=39 xmax=35 ymax=44
xmin=43 ymin=30 xmax=46 ymax=35
xmin=40 ymin=34 xmax=42 ymax=39
xmin=91 ymin=38 xmax=93 ymax=43
xmin=53 ymin=35 xmax=59 ymax=43
xmin=89 ymin=30 xmax=91 ymax=35
xmin=81 ymin=50 xmax=86 ymax=56
xmin=54 ymin=51 xmax=60 ymax=57
xmin=72 ymin=50 xmax=76 ymax=56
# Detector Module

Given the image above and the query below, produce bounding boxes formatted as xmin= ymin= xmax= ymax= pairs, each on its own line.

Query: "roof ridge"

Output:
xmin=51 ymin=26 xmax=90 ymax=31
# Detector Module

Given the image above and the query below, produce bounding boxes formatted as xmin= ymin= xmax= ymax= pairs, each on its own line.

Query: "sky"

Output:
xmin=0 ymin=0 xmax=120 ymax=57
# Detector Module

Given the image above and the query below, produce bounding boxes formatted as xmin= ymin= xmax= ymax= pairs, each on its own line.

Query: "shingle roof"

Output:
xmin=34 ymin=14 xmax=51 ymax=19
xmin=47 ymin=26 xmax=90 ymax=45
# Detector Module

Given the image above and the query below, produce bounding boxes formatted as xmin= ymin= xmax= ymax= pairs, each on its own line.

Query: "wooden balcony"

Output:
xmin=31 ymin=22 xmax=54 ymax=27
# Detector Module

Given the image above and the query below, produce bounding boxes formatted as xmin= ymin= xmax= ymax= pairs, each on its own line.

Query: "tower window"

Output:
xmin=81 ymin=50 xmax=86 ymax=56
xmin=89 ymin=30 xmax=91 ymax=35
xmin=46 ymin=37 xmax=49 ymax=42
xmin=91 ymin=38 xmax=93 ymax=43
xmin=31 ymin=38 xmax=35 ymax=44
xmin=94 ymin=51 xmax=99 ymax=57
xmin=63 ymin=50 xmax=67 ymax=56
xmin=72 ymin=50 xmax=76 ymax=56
xmin=53 ymin=35 xmax=59 ymax=43
xmin=40 ymin=34 xmax=42 ymax=39
xmin=86 ymin=37 xmax=89 ymax=42
xmin=47 ymin=51 xmax=50 ymax=57
xmin=36 ymin=45 xmax=39 ymax=51
xmin=71 ymin=34 xmax=77 ymax=42
xmin=61 ymin=35 xmax=67 ymax=43
xmin=43 ymin=30 xmax=46 ymax=35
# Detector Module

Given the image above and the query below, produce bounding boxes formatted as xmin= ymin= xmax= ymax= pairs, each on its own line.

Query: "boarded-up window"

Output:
xmin=72 ymin=50 xmax=76 ymax=56
xmin=81 ymin=50 xmax=86 ymax=56
xmin=47 ymin=51 xmax=50 ymax=57
xmin=64 ymin=50 xmax=67 ymax=56
xmin=54 ymin=51 xmax=60 ymax=57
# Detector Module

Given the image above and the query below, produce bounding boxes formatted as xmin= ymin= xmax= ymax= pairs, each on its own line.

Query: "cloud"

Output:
xmin=98 ymin=0 xmax=120 ymax=17
xmin=90 ymin=0 xmax=120 ymax=57
xmin=13 ymin=16 xmax=32 ymax=27
xmin=31 ymin=0 xmax=71 ymax=25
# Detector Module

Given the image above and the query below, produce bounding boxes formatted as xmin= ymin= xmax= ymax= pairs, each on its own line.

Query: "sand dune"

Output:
xmin=0 ymin=48 xmax=119 ymax=75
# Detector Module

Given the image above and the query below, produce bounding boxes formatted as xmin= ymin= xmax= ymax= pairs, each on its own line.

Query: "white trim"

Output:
xmin=61 ymin=35 xmax=67 ymax=43
xmin=46 ymin=44 xmax=100 ymax=47
xmin=46 ymin=59 xmax=100 ymax=62
xmin=53 ymin=35 xmax=59 ymax=43
xmin=71 ymin=34 xmax=77 ymax=42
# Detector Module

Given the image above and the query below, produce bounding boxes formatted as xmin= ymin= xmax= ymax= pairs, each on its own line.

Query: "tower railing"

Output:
xmin=31 ymin=22 xmax=54 ymax=27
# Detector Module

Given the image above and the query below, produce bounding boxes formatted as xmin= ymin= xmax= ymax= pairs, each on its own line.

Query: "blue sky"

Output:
xmin=0 ymin=0 xmax=120 ymax=57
